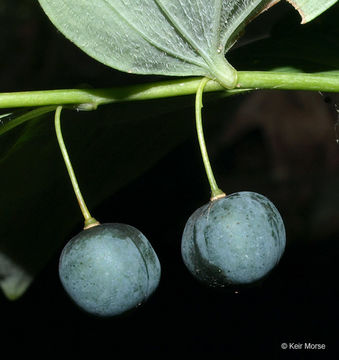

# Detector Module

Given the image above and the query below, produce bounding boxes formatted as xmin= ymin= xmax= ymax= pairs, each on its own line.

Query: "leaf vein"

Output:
xmin=155 ymin=0 xmax=213 ymax=71
xmin=102 ymin=0 xmax=206 ymax=69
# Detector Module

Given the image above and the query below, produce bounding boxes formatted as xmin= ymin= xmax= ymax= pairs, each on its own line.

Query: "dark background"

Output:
xmin=1 ymin=1 xmax=338 ymax=357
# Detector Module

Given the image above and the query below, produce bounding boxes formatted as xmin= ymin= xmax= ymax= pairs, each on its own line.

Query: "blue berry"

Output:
xmin=59 ymin=223 xmax=161 ymax=317
xmin=181 ymin=192 xmax=286 ymax=287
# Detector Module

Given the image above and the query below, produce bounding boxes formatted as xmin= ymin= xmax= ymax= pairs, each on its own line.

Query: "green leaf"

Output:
xmin=0 ymin=107 xmax=57 ymax=137
xmin=287 ymin=0 xmax=338 ymax=23
xmin=37 ymin=0 xmax=284 ymax=89
xmin=0 ymin=252 xmax=32 ymax=300
xmin=229 ymin=2 xmax=339 ymax=73
xmin=37 ymin=0 xmax=338 ymax=88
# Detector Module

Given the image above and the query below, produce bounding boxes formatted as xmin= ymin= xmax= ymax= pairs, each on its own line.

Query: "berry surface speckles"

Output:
xmin=59 ymin=223 xmax=161 ymax=317
xmin=181 ymin=192 xmax=286 ymax=287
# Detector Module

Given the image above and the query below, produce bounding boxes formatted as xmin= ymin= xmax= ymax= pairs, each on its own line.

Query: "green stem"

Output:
xmin=237 ymin=71 xmax=339 ymax=91
xmin=0 ymin=79 xmax=236 ymax=109
xmin=0 ymin=71 xmax=338 ymax=109
xmin=54 ymin=106 xmax=99 ymax=229
xmin=1 ymin=70 xmax=339 ymax=136
xmin=195 ymin=78 xmax=225 ymax=201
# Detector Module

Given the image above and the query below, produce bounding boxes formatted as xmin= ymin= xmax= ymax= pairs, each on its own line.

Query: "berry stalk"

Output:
xmin=195 ymin=78 xmax=226 ymax=201
xmin=54 ymin=106 xmax=99 ymax=229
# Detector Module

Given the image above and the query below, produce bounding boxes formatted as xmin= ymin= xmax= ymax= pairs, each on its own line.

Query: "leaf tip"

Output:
xmin=0 ymin=253 xmax=33 ymax=300
xmin=286 ymin=0 xmax=338 ymax=24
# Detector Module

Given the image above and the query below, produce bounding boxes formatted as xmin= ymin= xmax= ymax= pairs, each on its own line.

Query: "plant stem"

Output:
xmin=195 ymin=78 xmax=226 ymax=201
xmin=54 ymin=106 xmax=100 ymax=230
xmin=236 ymin=71 xmax=339 ymax=91
xmin=0 ymin=71 xmax=338 ymax=110
xmin=1 ymin=70 xmax=339 ymax=136
xmin=0 ymin=79 xmax=235 ymax=109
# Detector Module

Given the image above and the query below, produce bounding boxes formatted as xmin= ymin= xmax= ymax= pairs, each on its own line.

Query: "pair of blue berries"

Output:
xmin=59 ymin=191 xmax=286 ymax=317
